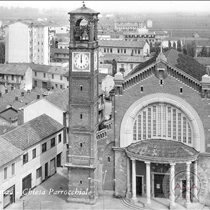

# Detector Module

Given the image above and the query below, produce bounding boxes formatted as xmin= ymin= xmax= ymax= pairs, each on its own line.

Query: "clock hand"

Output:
xmin=80 ymin=54 xmax=82 ymax=63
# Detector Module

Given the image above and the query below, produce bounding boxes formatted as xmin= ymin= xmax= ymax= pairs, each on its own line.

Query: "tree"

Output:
xmin=186 ymin=41 xmax=196 ymax=57
xmin=173 ymin=42 xmax=177 ymax=49
xmin=199 ymin=46 xmax=207 ymax=57
xmin=149 ymin=42 xmax=153 ymax=52
xmin=183 ymin=45 xmax=187 ymax=55
xmin=177 ymin=40 xmax=182 ymax=52
xmin=168 ymin=40 xmax=172 ymax=49
xmin=0 ymin=42 xmax=5 ymax=63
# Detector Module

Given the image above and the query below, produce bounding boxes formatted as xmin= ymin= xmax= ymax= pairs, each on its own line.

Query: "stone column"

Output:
xmin=144 ymin=161 xmax=151 ymax=207
xmin=170 ymin=163 xmax=176 ymax=210
xmin=193 ymin=160 xmax=198 ymax=202
xmin=131 ymin=158 xmax=137 ymax=203
xmin=185 ymin=162 xmax=191 ymax=209
xmin=126 ymin=157 xmax=131 ymax=198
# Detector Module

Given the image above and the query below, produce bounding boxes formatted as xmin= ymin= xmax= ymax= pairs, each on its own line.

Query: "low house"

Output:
xmin=99 ymin=40 xmax=150 ymax=57
xmin=0 ymin=137 xmax=23 ymax=209
xmin=23 ymin=89 xmax=69 ymax=164
xmin=2 ymin=114 xmax=64 ymax=204
xmin=0 ymin=64 xmax=33 ymax=91
xmin=29 ymin=63 xmax=69 ymax=89
xmin=100 ymin=54 xmax=151 ymax=76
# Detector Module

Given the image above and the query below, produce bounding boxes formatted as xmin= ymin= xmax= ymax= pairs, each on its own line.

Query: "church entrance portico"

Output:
xmin=124 ymin=139 xmax=199 ymax=209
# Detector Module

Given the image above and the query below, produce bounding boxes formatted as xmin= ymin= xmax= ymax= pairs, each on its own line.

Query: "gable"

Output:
xmin=123 ymin=60 xmax=201 ymax=93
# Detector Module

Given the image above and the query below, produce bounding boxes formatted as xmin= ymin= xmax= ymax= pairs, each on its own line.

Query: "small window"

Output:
xmin=36 ymin=167 xmax=42 ymax=179
xmin=51 ymin=138 xmax=55 ymax=148
xmin=35 ymin=72 xmax=37 ymax=77
xmin=58 ymin=134 xmax=62 ymax=143
xmin=80 ymin=85 xmax=83 ymax=91
xmin=180 ymin=87 xmax=183 ymax=93
xmin=43 ymin=73 xmax=46 ymax=78
xmin=11 ymin=75 xmax=14 ymax=80
xmin=42 ymin=143 xmax=47 ymax=153
xmin=60 ymin=76 xmax=63 ymax=80
xmin=23 ymin=153 xmax=28 ymax=164
xmin=160 ymin=79 xmax=163 ymax=85
xmin=80 ymin=114 xmax=83 ymax=119
xmin=52 ymin=74 xmax=54 ymax=79
xmin=108 ymin=157 xmax=111 ymax=163
xmin=60 ymin=85 xmax=62 ymax=89
xmin=21 ymin=76 xmax=24 ymax=80
xmin=117 ymin=49 xmax=120 ymax=53
xmin=55 ymin=84 xmax=58 ymax=88
xmin=11 ymin=163 xmax=15 ymax=175
xmin=141 ymin=86 xmax=143 ymax=92
xmin=80 ymin=180 xmax=83 ymax=184
xmin=4 ymin=167 xmax=7 ymax=180
xmin=32 ymin=148 xmax=36 ymax=159
xmin=80 ymin=143 xmax=83 ymax=148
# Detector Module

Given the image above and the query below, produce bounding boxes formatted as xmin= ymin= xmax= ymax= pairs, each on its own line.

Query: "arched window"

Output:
xmin=133 ymin=103 xmax=192 ymax=146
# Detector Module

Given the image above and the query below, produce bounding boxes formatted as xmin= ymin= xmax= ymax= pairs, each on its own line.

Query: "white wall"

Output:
xmin=22 ymin=67 xmax=33 ymax=91
xmin=7 ymin=22 xmax=29 ymax=63
xmin=24 ymin=99 xmax=64 ymax=125
xmin=20 ymin=131 xmax=63 ymax=194
xmin=0 ymin=157 xmax=22 ymax=210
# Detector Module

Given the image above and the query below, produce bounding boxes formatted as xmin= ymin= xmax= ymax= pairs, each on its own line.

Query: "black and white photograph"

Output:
xmin=0 ymin=1 xmax=210 ymax=210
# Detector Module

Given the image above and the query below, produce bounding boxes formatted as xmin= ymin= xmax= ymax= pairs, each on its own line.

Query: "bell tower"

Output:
xmin=67 ymin=3 xmax=100 ymax=204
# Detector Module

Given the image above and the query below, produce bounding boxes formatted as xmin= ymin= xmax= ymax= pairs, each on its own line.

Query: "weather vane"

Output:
xmin=82 ymin=1 xmax=85 ymax=7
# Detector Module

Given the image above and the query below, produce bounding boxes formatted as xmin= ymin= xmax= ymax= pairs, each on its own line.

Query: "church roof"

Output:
xmin=126 ymin=139 xmax=199 ymax=163
xmin=128 ymin=49 xmax=206 ymax=81
xmin=69 ymin=3 xmax=99 ymax=14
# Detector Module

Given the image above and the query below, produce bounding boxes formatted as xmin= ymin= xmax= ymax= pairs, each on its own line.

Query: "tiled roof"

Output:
xmin=99 ymin=40 xmax=147 ymax=48
xmin=51 ymin=48 xmax=69 ymax=54
xmin=28 ymin=63 xmax=51 ymax=73
xmin=0 ymin=64 xmax=29 ymax=75
xmin=163 ymin=48 xmax=180 ymax=66
xmin=3 ymin=114 xmax=64 ymax=150
xmin=0 ymin=107 xmax=18 ymax=122
xmin=0 ymin=87 xmax=45 ymax=112
xmin=45 ymin=89 xmax=69 ymax=111
xmin=0 ymin=136 xmax=23 ymax=167
xmin=128 ymin=55 xmax=157 ymax=76
xmin=48 ymin=66 xmax=69 ymax=75
xmin=100 ymin=54 xmax=150 ymax=63
xmin=126 ymin=139 xmax=198 ymax=163
xmin=69 ymin=4 xmax=99 ymax=14
xmin=195 ymin=57 xmax=210 ymax=66
xmin=98 ymin=73 xmax=108 ymax=83
xmin=163 ymin=49 xmax=206 ymax=80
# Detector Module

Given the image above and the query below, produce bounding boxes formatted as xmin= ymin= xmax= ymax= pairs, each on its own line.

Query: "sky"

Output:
xmin=0 ymin=1 xmax=210 ymax=13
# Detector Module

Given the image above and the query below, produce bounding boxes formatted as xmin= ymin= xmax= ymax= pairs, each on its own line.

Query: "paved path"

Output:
xmin=9 ymin=167 xmax=126 ymax=210
xmin=9 ymin=167 xmax=210 ymax=210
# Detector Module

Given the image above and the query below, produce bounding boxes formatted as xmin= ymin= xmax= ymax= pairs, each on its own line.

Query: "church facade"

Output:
xmin=111 ymin=52 xmax=210 ymax=209
xmin=67 ymin=4 xmax=210 ymax=210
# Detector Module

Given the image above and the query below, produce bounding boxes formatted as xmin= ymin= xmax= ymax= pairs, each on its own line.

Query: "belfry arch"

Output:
xmin=120 ymin=93 xmax=205 ymax=152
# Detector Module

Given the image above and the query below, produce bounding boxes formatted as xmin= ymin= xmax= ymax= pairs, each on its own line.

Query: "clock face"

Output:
xmin=73 ymin=52 xmax=90 ymax=71
xmin=94 ymin=51 xmax=98 ymax=70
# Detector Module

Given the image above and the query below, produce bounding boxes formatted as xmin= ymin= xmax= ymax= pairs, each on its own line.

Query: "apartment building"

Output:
xmin=0 ymin=64 xmax=33 ymax=91
xmin=30 ymin=63 xmax=69 ymax=89
xmin=4 ymin=20 xmax=50 ymax=65
xmin=0 ymin=114 xmax=64 ymax=209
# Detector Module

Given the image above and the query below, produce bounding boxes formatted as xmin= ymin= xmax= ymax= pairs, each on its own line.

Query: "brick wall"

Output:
xmin=115 ymin=74 xmax=210 ymax=151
